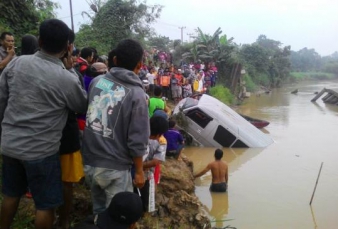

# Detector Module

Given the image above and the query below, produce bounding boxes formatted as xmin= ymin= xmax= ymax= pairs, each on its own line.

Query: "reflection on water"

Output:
xmin=184 ymin=80 xmax=338 ymax=229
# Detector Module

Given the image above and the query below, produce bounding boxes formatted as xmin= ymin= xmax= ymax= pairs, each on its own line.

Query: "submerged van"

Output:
xmin=172 ymin=94 xmax=274 ymax=148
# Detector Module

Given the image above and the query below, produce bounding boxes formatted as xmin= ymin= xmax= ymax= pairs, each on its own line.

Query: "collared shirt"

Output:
xmin=0 ymin=51 xmax=87 ymax=160
xmin=0 ymin=46 xmax=7 ymax=62
xmin=0 ymin=46 xmax=16 ymax=74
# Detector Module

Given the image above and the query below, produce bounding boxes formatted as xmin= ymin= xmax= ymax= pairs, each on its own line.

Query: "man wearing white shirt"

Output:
xmin=146 ymin=68 xmax=156 ymax=95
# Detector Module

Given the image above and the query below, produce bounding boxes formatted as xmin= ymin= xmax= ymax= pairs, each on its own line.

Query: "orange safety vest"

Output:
xmin=161 ymin=75 xmax=170 ymax=86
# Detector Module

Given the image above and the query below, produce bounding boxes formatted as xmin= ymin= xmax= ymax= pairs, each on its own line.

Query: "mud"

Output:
xmin=3 ymin=156 xmax=211 ymax=229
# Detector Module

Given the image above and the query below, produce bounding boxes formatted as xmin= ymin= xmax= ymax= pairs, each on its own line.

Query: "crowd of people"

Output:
xmin=0 ymin=18 xmax=227 ymax=229
xmin=139 ymin=56 xmax=219 ymax=103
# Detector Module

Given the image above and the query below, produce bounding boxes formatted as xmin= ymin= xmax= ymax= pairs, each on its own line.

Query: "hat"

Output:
xmin=92 ymin=62 xmax=108 ymax=73
xmin=153 ymin=109 xmax=169 ymax=120
xmin=96 ymin=192 xmax=143 ymax=229
xmin=142 ymin=79 xmax=149 ymax=86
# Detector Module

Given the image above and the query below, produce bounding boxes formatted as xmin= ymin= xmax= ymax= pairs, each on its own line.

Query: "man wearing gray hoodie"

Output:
xmin=82 ymin=39 xmax=149 ymax=215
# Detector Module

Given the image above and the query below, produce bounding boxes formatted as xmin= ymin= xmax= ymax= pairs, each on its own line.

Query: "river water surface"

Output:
xmin=184 ymin=80 xmax=338 ymax=229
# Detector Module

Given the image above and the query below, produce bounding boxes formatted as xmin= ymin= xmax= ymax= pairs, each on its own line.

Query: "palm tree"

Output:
xmin=182 ymin=42 xmax=206 ymax=63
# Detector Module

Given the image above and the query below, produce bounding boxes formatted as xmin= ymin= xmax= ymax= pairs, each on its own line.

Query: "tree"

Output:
xmin=76 ymin=0 xmax=163 ymax=54
xmin=255 ymin=34 xmax=282 ymax=54
xmin=181 ymin=43 xmax=206 ymax=63
xmin=181 ymin=27 xmax=229 ymax=66
xmin=290 ymin=48 xmax=321 ymax=72
xmin=146 ymin=35 xmax=171 ymax=52
xmin=268 ymin=46 xmax=291 ymax=87
xmin=250 ymin=35 xmax=291 ymax=87
xmin=0 ymin=0 xmax=58 ymax=39
xmin=240 ymin=44 xmax=269 ymax=73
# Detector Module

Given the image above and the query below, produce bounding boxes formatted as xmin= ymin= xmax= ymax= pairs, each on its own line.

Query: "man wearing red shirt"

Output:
xmin=76 ymin=47 xmax=94 ymax=75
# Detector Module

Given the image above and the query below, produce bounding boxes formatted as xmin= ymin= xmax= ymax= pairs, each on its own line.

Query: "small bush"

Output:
xmin=244 ymin=74 xmax=257 ymax=92
xmin=209 ymin=85 xmax=234 ymax=105
xmin=255 ymin=73 xmax=270 ymax=86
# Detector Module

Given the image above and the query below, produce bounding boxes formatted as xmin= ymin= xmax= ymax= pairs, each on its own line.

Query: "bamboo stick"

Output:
xmin=310 ymin=162 xmax=324 ymax=205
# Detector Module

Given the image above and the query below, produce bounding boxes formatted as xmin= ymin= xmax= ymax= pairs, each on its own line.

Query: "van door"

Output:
xmin=212 ymin=125 xmax=248 ymax=148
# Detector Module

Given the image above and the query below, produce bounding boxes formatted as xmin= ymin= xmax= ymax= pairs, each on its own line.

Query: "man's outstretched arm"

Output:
xmin=194 ymin=164 xmax=211 ymax=178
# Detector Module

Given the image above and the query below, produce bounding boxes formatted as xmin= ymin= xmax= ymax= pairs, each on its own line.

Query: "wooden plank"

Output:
xmin=326 ymin=89 xmax=338 ymax=98
xmin=323 ymin=94 xmax=333 ymax=102
xmin=311 ymin=88 xmax=327 ymax=102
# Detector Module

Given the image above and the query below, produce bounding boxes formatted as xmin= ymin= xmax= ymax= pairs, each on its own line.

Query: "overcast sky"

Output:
xmin=56 ymin=0 xmax=338 ymax=56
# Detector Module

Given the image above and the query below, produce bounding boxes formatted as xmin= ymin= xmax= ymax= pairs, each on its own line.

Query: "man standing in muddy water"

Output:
xmin=194 ymin=149 xmax=228 ymax=192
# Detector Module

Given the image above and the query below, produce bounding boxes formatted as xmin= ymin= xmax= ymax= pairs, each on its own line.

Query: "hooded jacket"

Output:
xmin=82 ymin=67 xmax=149 ymax=170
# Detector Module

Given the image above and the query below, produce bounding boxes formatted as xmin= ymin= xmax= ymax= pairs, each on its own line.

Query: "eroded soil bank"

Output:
xmin=1 ymin=156 xmax=211 ymax=229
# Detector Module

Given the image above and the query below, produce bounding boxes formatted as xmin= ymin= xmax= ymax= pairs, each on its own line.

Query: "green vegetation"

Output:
xmin=244 ymin=74 xmax=257 ymax=92
xmin=290 ymin=49 xmax=338 ymax=79
xmin=209 ymin=85 xmax=234 ymax=105
xmin=76 ymin=0 xmax=163 ymax=54
xmin=290 ymin=72 xmax=336 ymax=80
xmin=0 ymin=0 xmax=58 ymax=41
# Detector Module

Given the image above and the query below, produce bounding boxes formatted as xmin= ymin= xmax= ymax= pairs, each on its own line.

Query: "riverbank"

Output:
xmin=0 ymin=156 xmax=211 ymax=229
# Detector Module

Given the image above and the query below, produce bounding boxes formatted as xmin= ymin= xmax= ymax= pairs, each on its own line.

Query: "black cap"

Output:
xmin=97 ymin=192 xmax=143 ymax=229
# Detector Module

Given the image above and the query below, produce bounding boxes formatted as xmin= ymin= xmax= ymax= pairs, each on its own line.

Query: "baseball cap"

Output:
xmin=142 ymin=79 xmax=149 ymax=87
xmin=92 ymin=62 xmax=108 ymax=73
xmin=96 ymin=192 xmax=143 ymax=229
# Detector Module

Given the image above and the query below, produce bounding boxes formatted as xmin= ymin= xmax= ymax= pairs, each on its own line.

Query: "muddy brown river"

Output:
xmin=184 ymin=80 xmax=338 ymax=229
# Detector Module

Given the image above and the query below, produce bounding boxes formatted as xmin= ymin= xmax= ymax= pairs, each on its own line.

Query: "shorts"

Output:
xmin=148 ymin=84 xmax=154 ymax=94
xmin=210 ymin=182 xmax=227 ymax=192
xmin=166 ymin=150 xmax=179 ymax=159
xmin=84 ymin=165 xmax=133 ymax=214
xmin=1 ymin=153 xmax=63 ymax=210
xmin=171 ymin=87 xmax=182 ymax=98
xmin=166 ymin=144 xmax=184 ymax=159
xmin=60 ymin=150 xmax=84 ymax=183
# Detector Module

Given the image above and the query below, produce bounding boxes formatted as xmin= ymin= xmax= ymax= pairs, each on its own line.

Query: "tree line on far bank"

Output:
xmin=1 ymin=0 xmax=338 ymax=95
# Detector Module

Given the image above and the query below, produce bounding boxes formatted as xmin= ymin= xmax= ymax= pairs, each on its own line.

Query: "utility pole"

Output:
xmin=69 ymin=0 xmax=74 ymax=31
xmin=187 ymin=33 xmax=194 ymax=42
xmin=178 ymin=26 xmax=186 ymax=43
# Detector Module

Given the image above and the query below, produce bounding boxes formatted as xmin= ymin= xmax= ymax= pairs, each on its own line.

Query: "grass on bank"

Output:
xmin=209 ymin=85 xmax=234 ymax=105
xmin=290 ymin=72 xmax=336 ymax=80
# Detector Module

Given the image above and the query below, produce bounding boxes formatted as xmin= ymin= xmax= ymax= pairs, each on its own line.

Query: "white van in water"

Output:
xmin=172 ymin=94 xmax=274 ymax=148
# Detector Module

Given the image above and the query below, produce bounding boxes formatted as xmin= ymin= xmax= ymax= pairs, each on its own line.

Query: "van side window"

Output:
xmin=186 ymin=108 xmax=213 ymax=128
xmin=213 ymin=125 xmax=237 ymax=147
